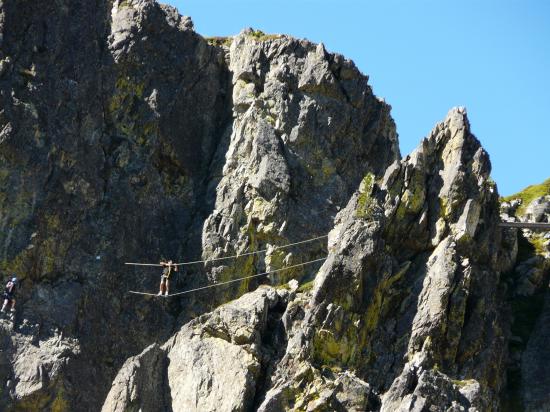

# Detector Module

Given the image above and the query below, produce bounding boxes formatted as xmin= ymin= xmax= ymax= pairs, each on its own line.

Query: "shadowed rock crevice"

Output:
xmin=251 ymin=295 xmax=289 ymax=409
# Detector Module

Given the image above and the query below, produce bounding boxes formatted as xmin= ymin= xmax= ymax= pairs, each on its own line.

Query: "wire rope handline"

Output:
xmin=128 ymin=257 xmax=327 ymax=297
xmin=499 ymin=222 xmax=550 ymax=230
xmin=124 ymin=234 xmax=329 ymax=267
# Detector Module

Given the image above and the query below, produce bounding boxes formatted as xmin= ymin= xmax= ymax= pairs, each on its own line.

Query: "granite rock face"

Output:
xmin=103 ymin=286 xmax=291 ymax=412
xmin=500 ymin=195 xmax=550 ymax=411
xmin=0 ymin=0 xmax=398 ymax=410
xmin=0 ymin=0 xmax=224 ymax=409
xmin=2 ymin=0 xmax=549 ymax=410
xmin=522 ymin=195 xmax=550 ymax=224
xmin=254 ymin=108 xmax=510 ymax=411
xmin=201 ymin=29 xmax=398 ymax=302
xmin=105 ymin=109 xmax=527 ymax=412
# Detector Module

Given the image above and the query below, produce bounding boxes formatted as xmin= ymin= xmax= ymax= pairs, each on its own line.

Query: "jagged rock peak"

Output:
xmin=101 ymin=107 xmax=513 ymax=411
xmin=200 ymin=22 xmax=399 ymax=304
xmin=256 ymin=107 xmax=507 ymax=411
xmin=0 ymin=0 xmax=401 ymax=409
xmin=110 ymin=0 xmax=196 ymax=62
xmin=10 ymin=0 xmax=550 ymax=410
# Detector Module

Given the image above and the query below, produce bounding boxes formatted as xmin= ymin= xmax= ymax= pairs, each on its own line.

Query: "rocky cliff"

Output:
xmin=0 ymin=0 xmax=228 ymax=409
xmin=500 ymin=186 xmax=550 ymax=411
xmin=1 ymin=0 xmax=549 ymax=411
xmin=104 ymin=107 xmax=518 ymax=412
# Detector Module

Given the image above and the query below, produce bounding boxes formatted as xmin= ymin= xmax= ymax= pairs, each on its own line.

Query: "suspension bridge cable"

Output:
xmin=124 ymin=234 xmax=328 ymax=267
xmin=128 ymin=257 xmax=327 ymax=297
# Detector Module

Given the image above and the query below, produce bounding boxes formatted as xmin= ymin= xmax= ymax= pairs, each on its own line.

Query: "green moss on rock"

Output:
xmin=205 ymin=36 xmax=233 ymax=47
xmin=364 ymin=261 xmax=409 ymax=334
xmin=51 ymin=385 xmax=69 ymax=412
xmin=118 ymin=0 xmax=131 ymax=8
xmin=530 ymin=235 xmax=548 ymax=256
xmin=298 ymin=279 xmax=315 ymax=293
xmin=356 ymin=173 xmax=375 ymax=219
xmin=107 ymin=73 xmax=148 ymax=141
xmin=395 ymin=172 xmax=426 ymax=220
xmin=311 ymin=261 xmax=410 ymax=372
xmin=248 ymin=30 xmax=281 ymax=42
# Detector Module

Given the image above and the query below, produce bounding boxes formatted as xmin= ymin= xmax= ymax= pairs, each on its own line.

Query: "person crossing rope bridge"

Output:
xmin=157 ymin=260 xmax=177 ymax=296
xmin=128 ymin=257 xmax=327 ymax=297
xmin=126 ymin=233 xmax=329 ymax=297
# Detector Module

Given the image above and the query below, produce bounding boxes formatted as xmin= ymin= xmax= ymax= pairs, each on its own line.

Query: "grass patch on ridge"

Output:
xmin=501 ymin=177 xmax=550 ymax=216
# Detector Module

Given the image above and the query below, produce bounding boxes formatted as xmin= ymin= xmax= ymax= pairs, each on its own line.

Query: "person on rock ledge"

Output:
xmin=158 ymin=260 xmax=177 ymax=296
xmin=1 ymin=276 xmax=18 ymax=313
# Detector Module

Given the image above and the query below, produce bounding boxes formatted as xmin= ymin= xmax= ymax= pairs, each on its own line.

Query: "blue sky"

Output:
xmin=166 ymin=0 xmax=549 ymax=196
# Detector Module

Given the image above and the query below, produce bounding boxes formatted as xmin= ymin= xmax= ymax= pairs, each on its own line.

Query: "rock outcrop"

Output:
xmin=500 ymin=195 xmax=550 ymax=411
xmin=103 ymin=285 xmax=292 ymax=412
xmin=2 ymin=0 xmax=550 ymax=411
xmin=0 ymin=0 xmax=398 ymax=409
xmin=105 ymin=108 xmax=523 ymax=411
xmin=200 ymin=29 xmax=398 ymax=303
xmin=0 ymin=0 xmax=235 ymax=408
xmin=254 ymin=107 xmax=510 ymax=411
xmin=522 ymin=196 xmax=550 ymax=224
